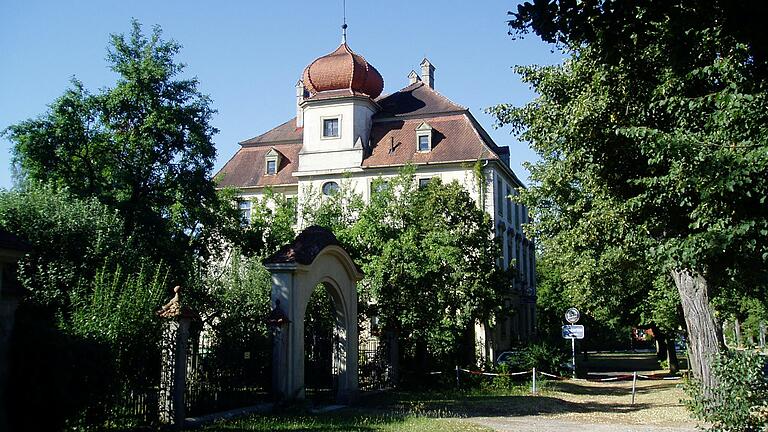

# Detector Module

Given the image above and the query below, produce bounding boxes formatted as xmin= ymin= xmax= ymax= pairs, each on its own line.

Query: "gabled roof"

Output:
xmin=374 ymin=82 xmax=466 ymax=118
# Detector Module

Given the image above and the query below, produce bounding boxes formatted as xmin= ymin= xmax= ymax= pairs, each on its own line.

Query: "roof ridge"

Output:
xmin=239 ymin=117 xmax=301 ymax=145
xmin=421 ymin=83 xmax=468 ymax=111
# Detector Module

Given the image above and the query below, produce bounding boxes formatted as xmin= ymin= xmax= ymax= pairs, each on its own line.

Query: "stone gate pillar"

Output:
xmin=266 ymin=298 xmax=291 ymax=401
xmin=157 ymin=286 xmax=196 ymax=428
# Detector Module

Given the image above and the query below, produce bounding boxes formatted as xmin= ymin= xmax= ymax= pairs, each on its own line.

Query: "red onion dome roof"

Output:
xmin=302 ymin=43 xmax=384 ymax=99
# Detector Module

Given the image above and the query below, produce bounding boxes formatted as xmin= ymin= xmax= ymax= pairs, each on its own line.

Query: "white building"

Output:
xmin=216 ymin=40 xmax=536 ymax=358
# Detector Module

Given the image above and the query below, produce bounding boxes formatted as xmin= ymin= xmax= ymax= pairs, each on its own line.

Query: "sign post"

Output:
xmin=563 ymin=308 xmax=583 ymax=378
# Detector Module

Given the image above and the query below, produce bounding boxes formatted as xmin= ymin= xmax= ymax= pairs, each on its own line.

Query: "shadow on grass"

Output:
xmin=355 ymin=390 xmax=652 ymax=419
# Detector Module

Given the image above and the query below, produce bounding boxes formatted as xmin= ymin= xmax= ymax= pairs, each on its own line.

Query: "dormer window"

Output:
xmin=265 ymin=148 xmax=281 ymax=175
xmin=322 ymin=117 xmax=340 ymax=138
xmin=415 ymin=122 xmax=433 ymax=152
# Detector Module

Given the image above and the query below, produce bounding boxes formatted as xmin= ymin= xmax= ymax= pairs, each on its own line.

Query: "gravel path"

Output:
xmin=466 ymin=416 xmax=698 ymax=432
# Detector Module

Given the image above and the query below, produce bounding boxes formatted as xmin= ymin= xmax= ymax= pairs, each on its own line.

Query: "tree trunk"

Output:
xmin=670 ymin=268 xmax=723 ymax=393
xmin=734 ymin=318 xmax=742 ymax=348
xmin=666 ymin=337 xmax=679 ymax=374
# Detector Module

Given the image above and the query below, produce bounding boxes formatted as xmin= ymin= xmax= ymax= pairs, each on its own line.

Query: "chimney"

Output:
xmin=408 ymin=70 xmax=421 ymax=85
xmin=420 ymin=58 xmax=435 ymax=89
xmin=296 ymin=79 xmax=306 ymax=128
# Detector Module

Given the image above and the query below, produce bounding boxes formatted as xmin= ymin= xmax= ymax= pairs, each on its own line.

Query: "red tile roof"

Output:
xmin=374 ymin=82 xmax=466 ymax=118
xmin=303 ymin=43 xmax=384 ymax=99
xmin=364 ymin=114 xmax=499 ymax=167
xmin=215 ymin=142 xmax=300 ymax=188
xmin=240 ymin=118 xmax=302 ymax=145
xmin=217 ymin=81 xmax=509 ymax=189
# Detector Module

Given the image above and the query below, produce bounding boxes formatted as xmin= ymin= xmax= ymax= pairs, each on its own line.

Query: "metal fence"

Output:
xmin=109 ymin=387 xmax=159 ymax=427
xmin=184 ymin=329 xmax=271 ymax=417
xmin=359 ymin=338 xmax=394 ymax=391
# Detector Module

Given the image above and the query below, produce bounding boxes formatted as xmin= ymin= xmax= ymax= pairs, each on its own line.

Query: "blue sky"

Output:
xmin=0 ymin=1 xmax=563 ymax=189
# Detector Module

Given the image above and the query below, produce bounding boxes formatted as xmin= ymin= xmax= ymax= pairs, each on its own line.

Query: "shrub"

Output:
xmin=685 ymin=349 xmax=768 ymax=431
xmin=0 ymin=183 xmax=134 ymax=311
xmin=519 ymin=342 xmax=569 ymax=376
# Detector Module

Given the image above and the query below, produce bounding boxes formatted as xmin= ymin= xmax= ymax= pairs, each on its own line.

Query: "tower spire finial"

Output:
xmin=341 ymin=0 xmax=348 ymax=44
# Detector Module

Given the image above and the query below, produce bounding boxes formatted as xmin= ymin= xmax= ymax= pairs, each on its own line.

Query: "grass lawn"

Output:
xmin=198 ymin=377 xmax=695 ymax=431
xmin=194 ymin=351 xmax=698 ymax=431
xmin=201 ymin=413 xmax=492 ymax=431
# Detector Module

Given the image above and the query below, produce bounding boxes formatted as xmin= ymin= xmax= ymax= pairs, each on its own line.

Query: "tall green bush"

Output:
xmin=0 ymin=183 xmax=131 ymax=311
xmin=686 ymin=349 xmax=768 ymax=431
xmin=67 ymin=263 xmax=168 ymax=386
xmin=203 ymin=251 xmax=273 ymax=389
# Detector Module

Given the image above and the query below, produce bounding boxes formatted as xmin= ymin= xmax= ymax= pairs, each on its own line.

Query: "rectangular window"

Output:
xmin=497 ymin=179 xmax=503 ymax=215
xmin=323 ymin=118 xmax=339 ymax=138
xmin=501 ymin=231 xmax=508 ymax=268
xmin=418 ymin=178 xmax=431 ymax=189
xmin=266 ymin=159 xmax=277 ymax=175
xmin=239 ymin=201 xmax=251 ymax=226
xmin=506 ymin=186 xmax=512 ymax=221
xmin=418 ymin=134 xmax=430 ymax=151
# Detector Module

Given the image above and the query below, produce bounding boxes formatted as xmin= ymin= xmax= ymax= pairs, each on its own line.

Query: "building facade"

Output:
xmin=216 ymin=41 xmax=536 ymax=360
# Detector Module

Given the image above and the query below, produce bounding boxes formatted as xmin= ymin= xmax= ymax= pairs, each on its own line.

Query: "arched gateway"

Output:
xmin=263 ymin=226 xmax=362 ymax=403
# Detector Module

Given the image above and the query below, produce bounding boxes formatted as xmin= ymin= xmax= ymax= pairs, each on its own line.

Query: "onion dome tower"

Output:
xmin=302 ymin=42 xmax=384 ymax=99
xmin=296 ymin=22 xmax=383 ymax=174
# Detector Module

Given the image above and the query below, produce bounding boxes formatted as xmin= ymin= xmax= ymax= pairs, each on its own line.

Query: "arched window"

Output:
xmin=322 ymin=181 xmax=339 ymax=196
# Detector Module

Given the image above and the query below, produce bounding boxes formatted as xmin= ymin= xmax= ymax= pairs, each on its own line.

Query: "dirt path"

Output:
xmin=466 ymin=416 xmax=697 ymax=432
xmin=457 ymin=378 xmax=700 ymax=432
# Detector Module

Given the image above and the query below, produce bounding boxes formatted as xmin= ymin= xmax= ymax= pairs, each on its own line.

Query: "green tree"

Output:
xmin=494 ymin=0 xmax=768 ymax=391
xmin=4 ymin=20 xmax=242 ymax=272
xmin=330 ymin=168 xmax=509 ymax=370
xmin=246 ymin=187 xmax=298 ymax=254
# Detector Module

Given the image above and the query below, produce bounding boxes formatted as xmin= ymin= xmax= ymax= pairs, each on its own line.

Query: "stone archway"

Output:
xmin=264 ymin=226 xmax=362 ymax=403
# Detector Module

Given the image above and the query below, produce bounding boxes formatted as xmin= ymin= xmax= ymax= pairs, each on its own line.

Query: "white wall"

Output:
xmin=299 ymin=98 xmax=376 ymax=173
